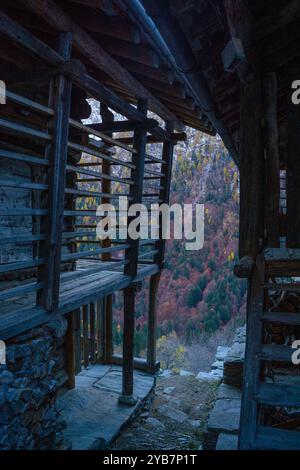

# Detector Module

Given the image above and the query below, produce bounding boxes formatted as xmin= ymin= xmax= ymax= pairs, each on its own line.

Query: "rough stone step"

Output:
xmin=216 ymin=433 xmax=238 ymax=450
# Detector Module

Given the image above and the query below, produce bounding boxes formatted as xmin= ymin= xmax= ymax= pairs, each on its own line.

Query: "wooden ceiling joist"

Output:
xmin=69 ymin=7 xmax=141 ymax=44
xmin=117 ymin=58 xmax=174 ymax=85
xmin=22 ymin=0 xmax=185 ymax=130
xmin=96 ymin=36 xmax=161 ymax=69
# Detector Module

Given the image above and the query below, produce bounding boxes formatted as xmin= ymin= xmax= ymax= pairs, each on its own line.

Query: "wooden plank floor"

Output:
xmin=0 ymin=260 xmax=159 ymax=340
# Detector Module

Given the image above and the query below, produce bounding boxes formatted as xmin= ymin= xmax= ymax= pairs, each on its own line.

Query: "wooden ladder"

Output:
xmin=239 ymin=254 xmax=300 ymax=450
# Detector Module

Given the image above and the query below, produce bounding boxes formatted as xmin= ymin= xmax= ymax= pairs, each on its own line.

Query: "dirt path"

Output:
xmin=109 ymin=375 xmax=219 ymax=450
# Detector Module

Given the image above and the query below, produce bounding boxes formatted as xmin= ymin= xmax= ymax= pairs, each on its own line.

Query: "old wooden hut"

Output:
xmin=0 ymin=0 xmax=300 ymax=450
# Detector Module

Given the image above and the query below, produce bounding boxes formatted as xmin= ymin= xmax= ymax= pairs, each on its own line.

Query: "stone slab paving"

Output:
xmin=57 ymin=365 xmax=155 ymax=450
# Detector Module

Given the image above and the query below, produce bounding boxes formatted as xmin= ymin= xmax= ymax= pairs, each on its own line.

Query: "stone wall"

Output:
xmin=0 ymin=317 xmax=69 ymax=450
xmin=203 ymin=326 xmax=246 ymax=450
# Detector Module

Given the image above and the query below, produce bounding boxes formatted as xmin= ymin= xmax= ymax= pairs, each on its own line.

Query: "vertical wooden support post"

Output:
xmin=103 ymin=295 xmax=113 ymax=362
xmin=97 ymin=298 xmax=104 ymax=362
xmin=238 ymin=256 xmax=264 ymax=449
xmin=90 ymin=302 xmax=96 ymax=364
xmin=239 ymin=80 xmax=264 ymax=258
xmin=37 ymin=32 xmax=73 ymax=311
xmin=146 ymin=271 xmax=161 ymax=371
xmin=121 ymin=285 xmax=136 ymax=404
xmin=287 ymin=71 xmax=300 ymax=248
xmin=65 ymin=310 xmax=77 ymax=389
xmin=82 ymin=304 xmax=89 ymax=368
xmin=100 ymin=103 xmax=114 ymax=362
xmin=155 ymin=121 xmax=175 ymax=266
xmin=119 ymin=99 xmax=148 ymax=405
xmin=74 ymin=308 xmax=82 ymax=375
xmin=145 ymin=122 xmax=174 ymax=371
xmin=262 ymin=73 xmax=280 ymax=247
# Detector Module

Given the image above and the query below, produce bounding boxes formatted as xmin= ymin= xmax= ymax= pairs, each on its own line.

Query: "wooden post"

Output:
xmin=100 ymin=103 xmax=114 ymax=363
xmin=82 ymin=304 xmax=89 ymax=368
xmin=262 ymin=73 xmax=280 ymax=247
xmin=74 ymin=308 xmax=82 ymax=375
xmin=37 ymin=32 xmax=73 ymax=311
xmin=96 ymin=298 xmax=104 ymax=362
xmin=145 ymin=121 xmax=174 ymax=372
xmin=155 ymin=121 xmax=175 ymax=266
xmin=103 ymin=295 xmax=113 ymax=363
xmin=120 ymin=285 xmax=136 ymax=404
xmin=287 ymin=71 xmax=300 ymax=248
xmin=125 ymin=98 xmax=148 ymax=277
xmin=119 ymin=99 xmax=148 ymax=405
xmin=238 ymin=255 xmax=265 ymax=449
xmin=146 ymin=271 xmax=161 ymax=371
xmin=65 ymin=310 xmax=77 ymax=389
xmin=239 ymin=80 xmax=264 ymax=258
xmin=90 ymin=302 xmax=96 ymax=364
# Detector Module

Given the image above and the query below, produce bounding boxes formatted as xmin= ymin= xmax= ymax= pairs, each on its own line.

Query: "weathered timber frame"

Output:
xmin=0 ymin=7 xmax=185 ymax=400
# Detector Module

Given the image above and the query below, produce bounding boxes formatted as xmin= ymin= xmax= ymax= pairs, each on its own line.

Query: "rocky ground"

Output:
xmin=109 ymin=329 xmax=245 ymax=451
xmin=109 ymin=374 xmax=219 ymax=450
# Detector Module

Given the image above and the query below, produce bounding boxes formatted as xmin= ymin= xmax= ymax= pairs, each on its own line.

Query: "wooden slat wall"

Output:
xmin=37 ymin=32 xmax=73 ymax=312
xmin=287 ymin=73 xmax=300 ymax=248
xmin=239 ymin=80 xmax=264 ymax=258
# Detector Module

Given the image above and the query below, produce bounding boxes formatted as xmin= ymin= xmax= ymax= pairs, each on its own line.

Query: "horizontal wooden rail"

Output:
xmin=138 ymin=250 xmax=159 ymax=259
xmin=65 ymin=187 xmax=133 ymax=200
xmin=0 ymin=118 xmax=52 ymax=141
xmin=67 ymin=164 xmax=133 ymax=185
xmin=144 ymin=169 xmax=165 ymax=177
xmin=0 ymin=179 xmax=49 ymax=191
xmin=6 ymin=90 xmax=54 ymax=116
xmin=0 ymin=259 xmax=45 ymax=274
xmin=0 ymin=209 xmax=47 ymax=216
xmin=0 ymin=234 xmax=46 ymax=244
xmin=0 ymin=148 xmax=50 ymax=166
xmin=69 ymin=118 xmax=137 ymax=154
xmin=68 ymin=141 xmax=135 ymax=169
xmin=0 ymin=282 xmax=44 ymax=300
xmin=61 ymin=244 xmax=129 ymax=262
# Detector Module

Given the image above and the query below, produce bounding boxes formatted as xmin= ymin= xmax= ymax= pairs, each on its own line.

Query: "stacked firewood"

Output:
xmin=265 ymin=291 xmax=300 ymax=346
xmin=262 ymin=289 xmax=300 ymax=430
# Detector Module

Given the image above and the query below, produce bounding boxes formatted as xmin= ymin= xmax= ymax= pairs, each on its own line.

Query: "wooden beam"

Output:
xmin=119 ymin=99 xmax=148 ymax=403
xmin=112 ymin=132 xmax=187 ymax=145
xmin=95 ymin=36 xmax=161 ymax=69
xmin=88 ymin=119 xmax=157 ymax=134
xmin=256 ymin=0 xmax=300 ymax=40
xmin=82 ymin=304 xmax=89 ymax=368
xmin=146 ymin=271 xmax=161 ymax=371
xmin=155 ymin=121 xmax=175 ymax=266
xmin=262 ymin=72 xmax=280 ymax=247
xmin=238 ymin=255 xmax=265 ymax=449
xmin=0 ymin=11 xmax=183 ymax=135
xmin=135 ymin=76 xmax=186 ymax=99
xmin=120 ymin=285 xmax=137 ymax=403
xmin=65 ymin=309 xmax=78 ymax=389
xmin=234 ymin=256 xmax=254 ymax=278
xmin=70 ymin=7 xmax=141 ymax=44
xmin=223 ymin=0 xmax=257 ymax=82
xmin=37 ymin=32 xmax=73 ymax=311
xmin=22 ymin=0 xmax=184 ymax=128
xmin=118 ymin=58 xmax=174 ymax=85
xmin=239 ymin=80 xmax=264 ymax=258
xmin=287 ymin=71 xmax=300 ymax=248
xmin=69 ymin=0 xmax=106 ymax=6
xmin=100 ymin=104 xmax=114 ymax=364
xmin=125 ymin=99 xmax=148 ymax=277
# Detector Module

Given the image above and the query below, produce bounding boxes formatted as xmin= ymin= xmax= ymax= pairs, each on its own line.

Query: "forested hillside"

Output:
xmin=79 ymin=106 xmax=246 ymax=365
xmin=113 ymin=129 xmax=247 ymax=364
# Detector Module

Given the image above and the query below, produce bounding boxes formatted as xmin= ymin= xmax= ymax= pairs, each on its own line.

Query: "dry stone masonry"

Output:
xmin=0 ymin=317 xmax=68 ymax=450
xmin=203 ymin=326 xmax=246 ymax=450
